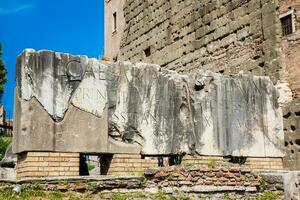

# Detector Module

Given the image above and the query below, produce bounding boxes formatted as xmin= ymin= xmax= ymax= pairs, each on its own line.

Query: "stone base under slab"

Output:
xmin=102 ymin=154 xmax=283 ymax=176
xmin=16 ymin=152 xmax=79 ymax=179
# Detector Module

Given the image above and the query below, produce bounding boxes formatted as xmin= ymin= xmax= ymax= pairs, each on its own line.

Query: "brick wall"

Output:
xmin=245 ymin=158 xmax=283 ymax=170
xmin=102 ymin=154 xmax=158 ymax=176
xmin=16 ymin=153 xmax=283 ymax=178
xmin=104 ymin=154 xmax=283 ymax=176
xmin=181 ymin=155 xmax=224 ymax=167
xmin=119 ymin=0 xmax=281 ymax=83
xmin=17 ymin=152 xmax=79 ymax=179
xmin=0 ymin=173 xmax=288 ymax=199
xmin=145 ymin=166 xmax=262 ymax=188
xmin=182 ymin=155 xmax=283 ymax=170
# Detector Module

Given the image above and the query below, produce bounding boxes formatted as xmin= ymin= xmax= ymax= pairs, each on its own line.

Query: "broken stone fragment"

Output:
xmin=144 ymin=168 xmax=159 ymax=176
xmin=13 ymin=49 xmax=284 ymax=158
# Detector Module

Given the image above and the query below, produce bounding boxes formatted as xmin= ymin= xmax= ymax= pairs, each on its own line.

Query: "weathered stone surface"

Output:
xmin=144 ymin=168 xmax=160 ymax=176
xmin=13 ymin=90 xmax=108 ymax=153
xmin=13 ymin=50 xmax=108 ymax=153
xmin=145 ymin=166 xmax=262 ymax=189
xmin=0 ymin=145 xmax=15 ymax=180
xmin=0 ymin=168 xmax=16 ymax=180
xmin=0 ymin=174 xmax=286 ymax=199
xmin=0 ymin=144 xmax=16 ymax=168
xmin=260 ymin=171 xmax=300 ymax=199
xmin=282 ymin=172 xmax=300 ymax=199
xmin=16 ymin=49 xmax=107 ymax=120
xmin=282 ymin=100 xmax=300 ymax=170
xmin=118 ymin=0 xmax=281 ymax=83
xmin=14 ymin=49 xmax=284 ymax=157
xmin=106 ymin=62 xmax=284 ymax=157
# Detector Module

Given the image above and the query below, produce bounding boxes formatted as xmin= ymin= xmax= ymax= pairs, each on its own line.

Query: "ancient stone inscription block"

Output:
xmin=13 ymin=49 xmax=284 ymax=157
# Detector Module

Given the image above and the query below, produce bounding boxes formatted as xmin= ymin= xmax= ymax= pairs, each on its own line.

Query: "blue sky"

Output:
xmin=0 ymin=0 xmax=104 ymax=119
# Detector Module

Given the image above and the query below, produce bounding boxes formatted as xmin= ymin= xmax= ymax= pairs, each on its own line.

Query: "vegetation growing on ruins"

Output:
xmin=207 ymin=157 xmax=216 ymax=168
xmin=155 ymin=190 xmax=168 ymax=200
xmin=0 ymin=188 xmax=282 ymax=200
xmin=259 ymin=177 xmax=268 ymax=190
xmin=87 ymin=182 xmax=97 ymax=191
xmin=87 ymin=164 xmax=95 ymax=172
xmin=0 ymin=136 xmax=11 ymax=160
xmin=255 ymin=191 xmax=280 ymax=200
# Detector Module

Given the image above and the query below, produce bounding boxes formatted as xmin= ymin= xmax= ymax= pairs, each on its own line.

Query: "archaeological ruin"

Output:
xmin=1 ymin=0 xmax=298 ymax=198
xmin=14 ymin=48 xmax=286 ymax=177
xmin=105 ymin=0 xmax=300 ymax=171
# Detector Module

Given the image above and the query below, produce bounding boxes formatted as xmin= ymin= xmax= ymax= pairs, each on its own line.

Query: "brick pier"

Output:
xmin=16 ymin=152 xmax=79 ymax=179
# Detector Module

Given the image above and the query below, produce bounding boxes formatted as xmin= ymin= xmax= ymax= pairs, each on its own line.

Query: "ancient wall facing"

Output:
xmin=182 ymin=155 xmax=283 ymax=170
xmin=279 ymin=0 xmax=300 ymax=98
xmin=105 ymin=154 xmax=283 ymax=176
xmin=118 ymin=0 xmax=300 ymax=171
xmin=0 ymin=170 xmax=291 ymax=199
xmin=105 ymin=0 xmax=126 ymax=60
xmin=145 ymin=166 xmax=262 ymax=188
xmin=278 ymin=1 xmax=300 ymax=170
xmin=15 ymin=50 xmax=284 ymax=157
xmin=16 ymin=152 xmax=79 ymax=179
xmin=282 ymin=100 xmax=300 ymax=170
xmin=119 ymin=0 xmax=282 ymax=83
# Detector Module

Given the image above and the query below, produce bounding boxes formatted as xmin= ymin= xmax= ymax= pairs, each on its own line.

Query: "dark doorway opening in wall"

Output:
xmin=99 ymin=154 xmax=113 ymax=175
xmin=224 ymin=156 xmax=247 ymax=165
xmin=281 ymin=13 xmax=293 ymax=36
xmin=79 ymin=154 xmax=103 ymax=176
xmin=79 ymin=154 xmax=89 ymax=176
xmin=144 ymin=47 xmax=151 ymax=57
xmin=144 ymin=154 xmax=182 ymax=167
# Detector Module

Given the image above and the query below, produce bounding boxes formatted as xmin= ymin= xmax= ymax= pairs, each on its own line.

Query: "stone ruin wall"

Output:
xmin=118 ymin=0 xmax=300 ymax=170
xmin=13 ymin=49 xmax=285 ymax=178
xmin=1 ymin=166 xmax=297 ymax=199
xmin=12 ymin=0 xmax=300 ymax=177
xmin=278 ymin=0 xmax=300 ymax=170
xmin=282 ymin=101 xmax=300 ymax=170
xmin=119 ymin=0 xmax=281 ymax=83
xmin=279 ymin=0 xmax=300 ymax=99
xmin=14 ymin=50 xmax=284 ymax=157
xmin=104 ymin=0 xmax=126 ymax=60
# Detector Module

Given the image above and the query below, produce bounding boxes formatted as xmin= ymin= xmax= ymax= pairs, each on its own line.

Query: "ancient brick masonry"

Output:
xmin=120 ymin=0 xmax=281 ymax=83
xmin=245 ymin=157 xmax=283 ymax=170
xmin=105 ymin=155 xmax=284 ymax=176
xmin=145 ymin=166 xmax=261 ymax=188
xmin=0 ymin=173 xmax=288 ymax=199
xmin=103 ymin=154 xmax=158 ymax=176
xmin=181 ymin=155 xmax=283 ymax=171
xmin=16 ymin=152 xmax=79 ymax=179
